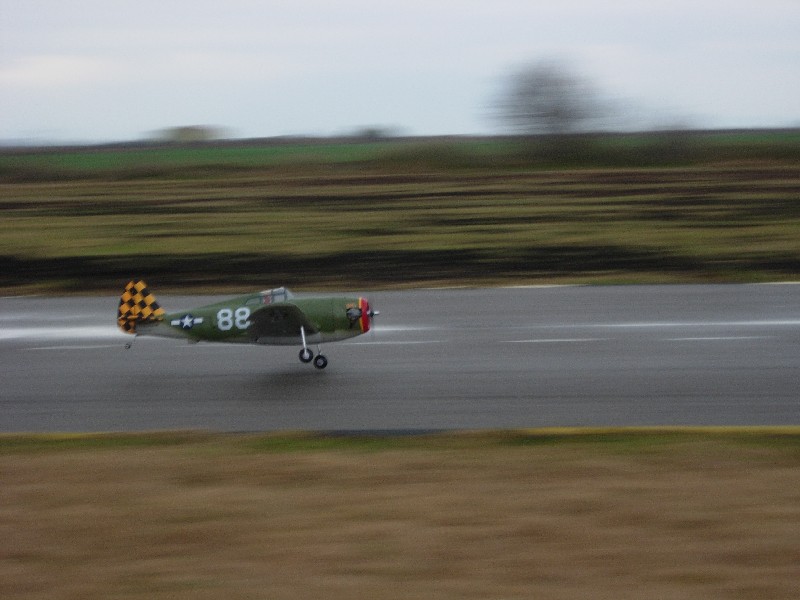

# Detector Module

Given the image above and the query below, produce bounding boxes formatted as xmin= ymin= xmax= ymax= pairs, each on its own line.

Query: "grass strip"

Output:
xmin=3 ymin=427 xmax=800 ymax=454
xmin=3 ymin=426 xmax=800 ymax=600
xmin=2 ymin=164 xmax=799 ymax=291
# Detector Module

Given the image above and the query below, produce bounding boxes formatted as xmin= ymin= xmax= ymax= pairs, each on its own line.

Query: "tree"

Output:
xmin=152 ymin=126 xmax=226 ymax=143
xmin=499 ymin=59 xmax=606 ymax=136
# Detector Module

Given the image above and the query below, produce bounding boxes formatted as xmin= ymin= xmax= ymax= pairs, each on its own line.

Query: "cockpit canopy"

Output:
xmin=260 ymin=287 xmax=294 ymax=304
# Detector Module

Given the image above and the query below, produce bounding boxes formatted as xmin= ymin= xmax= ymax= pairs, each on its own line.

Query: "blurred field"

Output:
xmin=2 ymin=430 xmax=799 ymax=599
xmin=1 ymin=133 xmax=799 ymax=291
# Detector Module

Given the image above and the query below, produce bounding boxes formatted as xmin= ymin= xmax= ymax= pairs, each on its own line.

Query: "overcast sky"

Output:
xmin=1 ymin=1 xmax=798 ymax=142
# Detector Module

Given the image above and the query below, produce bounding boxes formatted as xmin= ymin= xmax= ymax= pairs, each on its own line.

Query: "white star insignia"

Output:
xmin=171 ymin=315 xmax=204 ymax=329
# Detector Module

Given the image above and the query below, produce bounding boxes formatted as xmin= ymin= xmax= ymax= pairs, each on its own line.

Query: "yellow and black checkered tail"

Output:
xmin=117 ymin=280 xmax=165 ymax=334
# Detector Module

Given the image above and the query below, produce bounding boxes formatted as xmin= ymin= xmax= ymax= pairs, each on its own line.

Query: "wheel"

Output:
xmin=313 ymin=354 xmax=328 ymax=370
xmin=299 ymin=348 xmax=313 ymax=363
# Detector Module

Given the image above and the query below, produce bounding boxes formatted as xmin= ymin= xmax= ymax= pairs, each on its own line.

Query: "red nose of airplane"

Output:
xmin=358 ymin=298 xmax=380 ymax=333
xmin=358 ymin=297 xmax=372 ymax=333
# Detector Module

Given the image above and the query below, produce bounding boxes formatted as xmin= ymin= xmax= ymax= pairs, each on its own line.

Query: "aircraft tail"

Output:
xmin=117 ymin=280 xmax=165 ymax=334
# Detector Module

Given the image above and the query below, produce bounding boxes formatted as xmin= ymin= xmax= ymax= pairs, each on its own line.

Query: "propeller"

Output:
xmin=346 ymin=304 xmax=380 ymax=321
xmin=346 ymin=300 xmax=379 ymax=331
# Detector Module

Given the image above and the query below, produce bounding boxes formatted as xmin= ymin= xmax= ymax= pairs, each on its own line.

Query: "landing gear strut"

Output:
xmin=298 ymin=326 xmax=327 ymax=369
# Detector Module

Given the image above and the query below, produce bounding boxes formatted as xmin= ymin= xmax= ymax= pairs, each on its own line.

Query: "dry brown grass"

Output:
xmin=2 ymin=435 xmax=799 ymax=599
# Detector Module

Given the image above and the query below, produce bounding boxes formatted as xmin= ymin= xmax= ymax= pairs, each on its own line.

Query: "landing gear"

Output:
xmin=298 ymin=326 xmax=328 ymax=369
xmin=298 ymin=347 xmax=327 ymax=368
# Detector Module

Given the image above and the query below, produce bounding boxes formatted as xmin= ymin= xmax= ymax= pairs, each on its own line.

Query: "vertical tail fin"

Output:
xmin=117 ymin=280 xmax=165 ymax=334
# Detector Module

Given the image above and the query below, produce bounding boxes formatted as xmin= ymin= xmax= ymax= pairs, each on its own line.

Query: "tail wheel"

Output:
xmin=299 ymin=348 xmax=314 ymax=363
xmin=313 ymin=354 xmax=328 ymax=370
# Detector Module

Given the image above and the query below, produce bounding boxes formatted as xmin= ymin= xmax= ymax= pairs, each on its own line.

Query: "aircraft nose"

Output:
xmin=359 ymin=297 xmax=377 ymax=333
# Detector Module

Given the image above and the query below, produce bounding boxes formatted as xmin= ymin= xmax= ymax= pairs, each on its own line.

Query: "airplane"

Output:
xmin=117 ymin=280 xmax=377 ymax=369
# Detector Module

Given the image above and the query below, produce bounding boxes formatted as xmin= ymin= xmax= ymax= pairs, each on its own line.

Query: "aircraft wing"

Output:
xmin=247 ymin=302 xmax=318 ymax=341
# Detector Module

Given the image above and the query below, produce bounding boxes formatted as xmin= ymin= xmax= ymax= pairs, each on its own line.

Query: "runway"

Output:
xmin=2 ymin=284 xmax=799 ymax=432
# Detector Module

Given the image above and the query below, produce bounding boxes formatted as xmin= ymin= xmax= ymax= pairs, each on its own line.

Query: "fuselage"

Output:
xmin=136 ymin=288 xmax=372 ymax=346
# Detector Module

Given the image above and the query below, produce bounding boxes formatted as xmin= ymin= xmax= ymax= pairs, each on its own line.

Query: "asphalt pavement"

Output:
xmin=2 ymin=284 xmax=799 ymax=432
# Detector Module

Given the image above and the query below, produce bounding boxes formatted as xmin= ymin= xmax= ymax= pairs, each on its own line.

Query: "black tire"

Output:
xmin=313 ymin=354 xmax=328 ymax=369
xmin=299 ymin=348 xmax=314 ymax=363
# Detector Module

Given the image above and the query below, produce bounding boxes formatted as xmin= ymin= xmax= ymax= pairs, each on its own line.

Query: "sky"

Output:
xmin=1 ymin=0 xmax=799 ymax=143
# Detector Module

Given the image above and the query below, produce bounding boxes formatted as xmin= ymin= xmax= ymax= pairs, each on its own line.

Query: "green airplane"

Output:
xmin=117 ymin=280 xmax=377 ymax=369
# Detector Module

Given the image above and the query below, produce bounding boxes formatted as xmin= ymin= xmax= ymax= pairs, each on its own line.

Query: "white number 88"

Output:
xmin=217 ymin=307 xmax=250 ymax=331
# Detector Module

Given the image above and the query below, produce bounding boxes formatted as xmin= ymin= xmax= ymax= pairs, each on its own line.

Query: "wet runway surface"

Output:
xmin=2 ymin=284 xmax=799 ymax=432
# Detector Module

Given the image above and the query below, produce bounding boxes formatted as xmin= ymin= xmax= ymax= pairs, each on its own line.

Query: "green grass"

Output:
xmin=497 ymin=428 xmax=800 ymax=455
xmin=0 ymin=432 xmax=212 ymax=454
xmin=3 ymin=428 xmax=800 ymax=455
xmin=2 ymin=131 xmax=799 ymax=181
xmin=0 ymin=142 xmax=399 ymax=178
xmin=1 ymin=133 xmax=799 ymax=291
